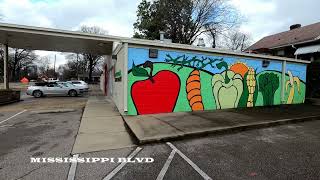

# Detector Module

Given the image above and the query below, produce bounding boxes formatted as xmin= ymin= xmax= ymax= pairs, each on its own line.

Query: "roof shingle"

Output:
xmin=247 ymin=22 xmax=320 ymax=50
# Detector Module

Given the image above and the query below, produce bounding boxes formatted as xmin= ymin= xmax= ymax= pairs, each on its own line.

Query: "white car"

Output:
xmin=67 ymin=81 xmax=89 ymax=92
xmin=26 ymin=82 xmax=83 ymax=98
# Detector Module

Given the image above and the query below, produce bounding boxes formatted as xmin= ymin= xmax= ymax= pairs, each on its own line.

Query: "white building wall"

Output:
xmin=112 ymin=45 xmax=126 ymax=114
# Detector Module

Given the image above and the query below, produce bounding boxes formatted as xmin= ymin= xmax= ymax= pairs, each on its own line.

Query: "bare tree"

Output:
xmin=222 ymin=30 xmax=252 ymax=52
xmin=79 ymin=25 xmax=106 ymax=83
xmin=9 ymin=49 xmax=37 ymax=81
xmin=80 ymin=26 xmax=107 ymax=35
xmin=134 ymin=0 xmax=241 ymax=45
xmin=0 ymin=48 xmax=3 ymax=82
xmin=37 ymin=56 xmax=51 ymax=76
xmin=191 ymin=0 xmax=241 ymax=44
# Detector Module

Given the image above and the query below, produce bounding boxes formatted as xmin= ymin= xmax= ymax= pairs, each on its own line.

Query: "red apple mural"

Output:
xmin=131 ymin=61 xmax=180 ymax=115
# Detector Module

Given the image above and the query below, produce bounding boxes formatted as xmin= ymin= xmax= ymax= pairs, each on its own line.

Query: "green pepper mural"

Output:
xmin=212 ymin=61 xmax=243 ymax=109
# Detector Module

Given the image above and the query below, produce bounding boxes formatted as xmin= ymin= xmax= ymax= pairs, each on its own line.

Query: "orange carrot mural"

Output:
xmin=186 ymin=70 xmax=204 ymax=111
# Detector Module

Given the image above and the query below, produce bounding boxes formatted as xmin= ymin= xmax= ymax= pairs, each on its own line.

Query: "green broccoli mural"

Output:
xmin=258 ymin=73 xmax=279 ymax=106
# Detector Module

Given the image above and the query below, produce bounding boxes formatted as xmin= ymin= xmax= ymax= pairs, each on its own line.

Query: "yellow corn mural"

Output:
xmin=246 ymin=68 xmax=256 ymax=107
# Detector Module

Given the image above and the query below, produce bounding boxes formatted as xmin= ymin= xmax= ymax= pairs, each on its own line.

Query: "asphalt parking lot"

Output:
xmin=74 ymin=120 xmax=320 ymax=180
xmin=1 ymin=93 xmax=320 ymax=180
xmin=0 ymin=95 xmax=87 ymax=180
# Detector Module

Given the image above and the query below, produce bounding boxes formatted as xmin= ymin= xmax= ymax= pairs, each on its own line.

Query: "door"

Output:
xmin=45 ymin=84 xmax=65 ymax=95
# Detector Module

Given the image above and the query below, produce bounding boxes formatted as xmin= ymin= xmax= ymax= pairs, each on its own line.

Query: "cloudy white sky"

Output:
xmin=0 ymin=0 xmax=319 ymax=66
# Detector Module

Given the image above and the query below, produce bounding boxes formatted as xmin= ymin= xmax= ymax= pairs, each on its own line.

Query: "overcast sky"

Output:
xmin=0 ymin=0 xmax=319 ymax=66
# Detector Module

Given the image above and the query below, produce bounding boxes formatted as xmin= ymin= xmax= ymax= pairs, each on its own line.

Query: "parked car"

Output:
xmin=67 ymin=80 xmax=89 ymax=92
xmin=47 ymin=78 xmax=60 ymax=82
xmin=26 ymin=82 xmax=83 ymax=98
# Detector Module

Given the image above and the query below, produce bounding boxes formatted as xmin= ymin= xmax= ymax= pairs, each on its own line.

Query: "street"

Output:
xmin=0 ymin=94 xmax=320 ymax=180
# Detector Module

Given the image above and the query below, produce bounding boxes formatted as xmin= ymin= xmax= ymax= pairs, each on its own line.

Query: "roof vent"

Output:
xmin=159 ymin=31 xmax=165 ymax=42
xmin=290 ymin=24 xmax=301 ymax=30
xmin=197 ymin=38 xmax=205 ymax=47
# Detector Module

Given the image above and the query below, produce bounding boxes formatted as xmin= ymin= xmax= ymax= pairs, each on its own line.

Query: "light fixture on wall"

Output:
xmin=149 ymin=49 xmax=158 ymax=58
xmin=262 ymin=60 xmax=270 ymax=68
xmin=98 ymin=42 xmax=106 ymax=47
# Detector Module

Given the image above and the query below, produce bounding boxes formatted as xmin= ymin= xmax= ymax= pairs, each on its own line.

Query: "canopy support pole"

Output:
xmin=3 ymin=44 xmax=9 ymax=89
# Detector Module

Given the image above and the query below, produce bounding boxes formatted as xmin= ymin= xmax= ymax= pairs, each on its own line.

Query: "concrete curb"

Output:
xmin=123 ymin=115 xmax=320 ymax=145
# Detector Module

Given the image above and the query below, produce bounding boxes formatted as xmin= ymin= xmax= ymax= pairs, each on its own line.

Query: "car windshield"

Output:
xmin=34 ymin=82 xmax=47 ymax=86
xmin=47 ymin=83 xmax=59 ymax=87
xmin=71 ymin=82 xmax=81 ymax=84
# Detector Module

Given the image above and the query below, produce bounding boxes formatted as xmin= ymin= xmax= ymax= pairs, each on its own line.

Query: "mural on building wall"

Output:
xmin=130 ymin=61 xmax=181 ymax=114
xmin=127 ymin=48 xmax=307 ymax=115
xmin=286 ymin=71 xmax=301 ymax=104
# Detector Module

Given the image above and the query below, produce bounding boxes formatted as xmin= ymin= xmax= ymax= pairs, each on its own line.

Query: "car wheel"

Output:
xmin=69 ymin=90 xmax=77 ymax=97
xmin=33 ymin=90 xmax=42 ymax=98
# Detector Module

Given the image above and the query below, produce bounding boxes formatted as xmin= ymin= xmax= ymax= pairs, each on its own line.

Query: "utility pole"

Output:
xmin=76 ymin=53 xmax=79 ymax=80
xmin=3 ymin=44 xmax=9 ymax=89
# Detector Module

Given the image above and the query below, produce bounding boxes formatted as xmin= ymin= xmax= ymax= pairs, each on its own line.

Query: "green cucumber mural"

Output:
xmin=127 ymin=47 xmax=307 ymax=115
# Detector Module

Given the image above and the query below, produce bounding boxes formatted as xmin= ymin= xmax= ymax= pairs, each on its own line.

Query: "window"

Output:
xmin=60 ymin=83 xmax=69 ymax=87
xmin=277 ymin=50 xmax=285 ymax=56
xmin=47 ymin=84 xmax=58 ymax=87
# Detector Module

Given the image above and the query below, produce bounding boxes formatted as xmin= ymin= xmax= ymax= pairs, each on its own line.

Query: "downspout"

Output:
xmin=291 ymin=44 xmax=298 ymax=59
xmin=123 ymin=43 xmax=128 ymax=113
xmin=281 ymin=60 xmax=287 ymax=104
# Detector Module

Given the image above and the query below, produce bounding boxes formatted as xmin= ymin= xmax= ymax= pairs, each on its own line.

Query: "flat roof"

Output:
xmin=123 ymin=39 xmax=310 ymax=64
xmin=0 ymin=23 xmax=124 ymax=55
xmin=0 ymin=23 xmax=310 ymax=64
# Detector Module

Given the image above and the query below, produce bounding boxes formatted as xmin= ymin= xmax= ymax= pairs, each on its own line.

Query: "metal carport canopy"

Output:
xmin=0 ymin=23 xmax=124 ymax=55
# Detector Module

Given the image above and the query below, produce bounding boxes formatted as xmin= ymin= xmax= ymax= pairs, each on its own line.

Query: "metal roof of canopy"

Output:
xmin=0 ymin=23 xmax=124 ymax=55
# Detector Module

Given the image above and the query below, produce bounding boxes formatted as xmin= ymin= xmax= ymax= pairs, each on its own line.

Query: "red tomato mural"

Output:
xmin=131 ymin=70 xmax=180 ymax=114
xmin=130 ymin=61 xmax=180 ymax=115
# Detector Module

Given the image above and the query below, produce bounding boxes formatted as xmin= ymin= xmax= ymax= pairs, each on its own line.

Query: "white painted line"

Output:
xmin=166 ymin=142 xmax=212 ymax=180
xmin=0 ymin=124 xmax=13 ymax=128
xmin=156 ymin=149 xmax=176 ymax=180
xmin=0 ymin=110 xmax=27 ymax=125
xmin=67 ymin=154 xmax=79 ymax=180
xmin=103 ymin=147 xmax=142 ymax=180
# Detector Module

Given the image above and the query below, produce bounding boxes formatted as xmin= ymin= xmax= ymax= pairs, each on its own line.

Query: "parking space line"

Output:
xmin=156 ymin=149 xmax=176 ymax=180
xmin=0 ymin=124 xmax=13 ymax=128
xmin=67 ymin=154 xmax=79 ymax=180
xmin=0 ymin=110 xmax=27 ymax=125
xmin=166 ymin=142 xmax=212 ymax=180
xmin=103 ymin=147 xmax=142 ymax=180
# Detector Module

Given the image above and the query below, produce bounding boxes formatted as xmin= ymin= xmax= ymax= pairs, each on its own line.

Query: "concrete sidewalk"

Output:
xmin=72 ymin=96 xmax=135 ymax=154
xmin=123 ymin=104 xmax=320 ymax=144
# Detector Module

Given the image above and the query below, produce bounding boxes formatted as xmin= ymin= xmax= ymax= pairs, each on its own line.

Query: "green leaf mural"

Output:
xmin=238 ymin=72 xmax=249 ymax=107
xmin=132 ymin=62 xmax=149 ymax=77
